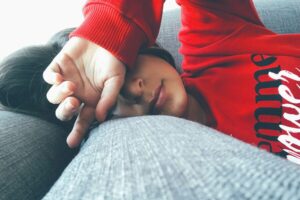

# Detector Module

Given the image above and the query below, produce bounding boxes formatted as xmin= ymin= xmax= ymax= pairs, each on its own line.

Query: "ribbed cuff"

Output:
xmin=70 ymin=4 xmax=147 ymax=68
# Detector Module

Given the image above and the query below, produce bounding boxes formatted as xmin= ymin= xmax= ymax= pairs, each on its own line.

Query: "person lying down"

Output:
xmin=1 ymin=26 xmax=300 ymax=166
xmin=0 ymin=28 xmax=206 ymax=138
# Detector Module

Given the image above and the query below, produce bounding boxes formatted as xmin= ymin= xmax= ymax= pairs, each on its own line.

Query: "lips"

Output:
xmin=149 ymin=81 xmax=166 ymax=114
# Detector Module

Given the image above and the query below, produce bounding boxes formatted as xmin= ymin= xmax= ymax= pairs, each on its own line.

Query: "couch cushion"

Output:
xmin=44 ymin=116 xmax=300 ymax=200
xmin=0 ymin=111 xmax=75 ymax=200
xmin=254 ymin=0 xmax=300 ymax=34
xmin=157 ymin=9 xmax=182 ymax=72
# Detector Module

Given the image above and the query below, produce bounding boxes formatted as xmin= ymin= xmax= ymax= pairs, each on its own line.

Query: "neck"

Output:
xmin=183 ymin=94 xmax=207 ymax=125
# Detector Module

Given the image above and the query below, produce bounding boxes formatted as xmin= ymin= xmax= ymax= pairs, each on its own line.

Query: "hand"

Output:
xmin=43 ymin=37 xmax=126 ymax=148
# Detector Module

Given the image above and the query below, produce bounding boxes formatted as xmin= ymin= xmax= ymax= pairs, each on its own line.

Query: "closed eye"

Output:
xmin=120 ymin=87 xmax=142 ymax=104
xmin=109 ymin=114 xmax=121 ymax=120
xmin=120 ymin=94 xmax=141 ymax=105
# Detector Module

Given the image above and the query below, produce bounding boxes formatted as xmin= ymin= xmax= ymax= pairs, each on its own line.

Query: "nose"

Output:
xmin=130 ymin=78 xmax=143 ymax=95
xmin=123 ymin=78 xmax=144 ymax=101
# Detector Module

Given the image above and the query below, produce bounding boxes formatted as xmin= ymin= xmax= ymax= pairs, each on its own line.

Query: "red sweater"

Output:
xmin=72 ymin=0 xmax=300 ymax=164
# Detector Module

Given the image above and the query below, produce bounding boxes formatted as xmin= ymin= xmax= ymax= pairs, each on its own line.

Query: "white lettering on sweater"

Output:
xmin=269 ymin=68 xmax=300 ymax=164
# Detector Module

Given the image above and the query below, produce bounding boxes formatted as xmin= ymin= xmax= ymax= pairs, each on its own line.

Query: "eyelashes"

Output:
xmin=119 ymin=94 xmax=141 ymax=105
xmin=120 ymin=87 xmax=142 ymax=105
xmin=131 ymin=96 xmax=142 ymax=104
xmin=106 ymin=113 xmax=121 ymax=120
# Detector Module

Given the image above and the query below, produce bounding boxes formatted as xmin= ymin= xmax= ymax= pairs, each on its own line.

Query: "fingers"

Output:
xmin=66 ymin=105 xmax=95 ymax=148
xmin=43 ymin=59 xmax=64 ymax=85
xmin=47 ymin=81 xmax=76 ymax=104
xmin=43 ymin=53 xmax=77 ymax=85
xmin=55 ymin=97 xmax=81 ymax=121
xmin=95 ymin=77 xmax=124 ymax=122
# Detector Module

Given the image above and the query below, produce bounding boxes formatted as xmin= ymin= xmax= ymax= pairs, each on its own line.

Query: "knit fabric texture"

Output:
xmin=44 ymin=116 xmax=300 ymax=200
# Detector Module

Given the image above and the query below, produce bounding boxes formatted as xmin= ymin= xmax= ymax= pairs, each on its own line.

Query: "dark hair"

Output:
xmin=139 ymin=43 xmax=176 ymax=68
xmin=0 ymin=28 xmax=174 ymax=127
xmin=0 ymin=28 xmax=75 ymax=128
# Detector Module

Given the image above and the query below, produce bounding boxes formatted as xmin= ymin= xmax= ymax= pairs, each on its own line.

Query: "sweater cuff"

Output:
xmin=70 ymin=4 xmax=147 ymax=68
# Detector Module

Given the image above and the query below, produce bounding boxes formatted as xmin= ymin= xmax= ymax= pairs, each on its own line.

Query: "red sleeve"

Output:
xmin=178 ymin=0 xmax=265 ymax=48
xmin=70 ymin=0 xmax=164 ymax=68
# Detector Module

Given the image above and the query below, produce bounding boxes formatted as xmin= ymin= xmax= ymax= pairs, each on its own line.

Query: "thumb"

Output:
xmin=95 ymin=76 xmax=124 ymax=122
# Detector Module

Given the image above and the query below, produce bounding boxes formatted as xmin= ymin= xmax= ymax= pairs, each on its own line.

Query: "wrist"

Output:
xmin=71 ymin=4 xmax=147 ymax=68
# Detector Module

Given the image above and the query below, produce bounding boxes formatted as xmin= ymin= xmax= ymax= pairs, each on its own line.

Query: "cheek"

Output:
xmin=171 ymin=94 xmax=188 ymax=117
xmin=163 ymin=83 xmax=188 ymax=117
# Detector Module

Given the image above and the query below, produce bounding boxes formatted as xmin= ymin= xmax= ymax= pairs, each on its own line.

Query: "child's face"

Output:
xmin=111 ymin=54 xmax=188 ymax=118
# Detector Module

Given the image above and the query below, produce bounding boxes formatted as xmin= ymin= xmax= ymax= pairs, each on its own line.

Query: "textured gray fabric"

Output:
xmin=253 ymin=0 xmax=300 ymax=34
xmin=0 ymin=111 xmax=76 ymax=200
xmin=157 ymin=9 xmax=182 ymax=72
xmin=157 ymin=0 xmax=300 ymax=71
xmin=44 ymin=116 xmax=300 ymax=200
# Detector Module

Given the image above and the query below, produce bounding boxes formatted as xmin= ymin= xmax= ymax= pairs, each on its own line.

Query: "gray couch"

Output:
xmin=1 ymin=1 xmax=300 ymax=200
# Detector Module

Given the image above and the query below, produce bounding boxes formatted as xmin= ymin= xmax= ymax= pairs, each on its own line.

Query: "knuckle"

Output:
xmin=58 ymin=53 xmax=73 ymax=68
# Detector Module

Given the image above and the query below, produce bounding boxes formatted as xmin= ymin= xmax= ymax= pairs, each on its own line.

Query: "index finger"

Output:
xmin=43 ymin=57 xmax=63 ymax=85
xmin=66 ymin=105 xmax=95 ymax=148
xmin=95 ymin=76 xmax=124 ymax=122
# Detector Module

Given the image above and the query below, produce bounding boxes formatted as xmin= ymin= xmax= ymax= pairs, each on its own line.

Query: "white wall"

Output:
xmin=0 ymin=0 xmax=84 ymax=61
xmin=164 ymin=0 xmax=180 ymax=11
xmin=0 ymin=0 xmax=179 ymax=61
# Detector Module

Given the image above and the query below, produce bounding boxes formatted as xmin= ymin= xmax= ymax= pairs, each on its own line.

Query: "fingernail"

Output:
xmin=63 ymin=85 xmax=71 ymax=93
xmin=65 ymin=102 xmax=74 ymax=110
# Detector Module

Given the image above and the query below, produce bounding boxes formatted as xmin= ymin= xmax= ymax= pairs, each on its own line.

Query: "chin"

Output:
xmin=163 ymin=98 xmax=188 ymax=117
xmin=161 ymin=109 xmax=185 ymax=118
